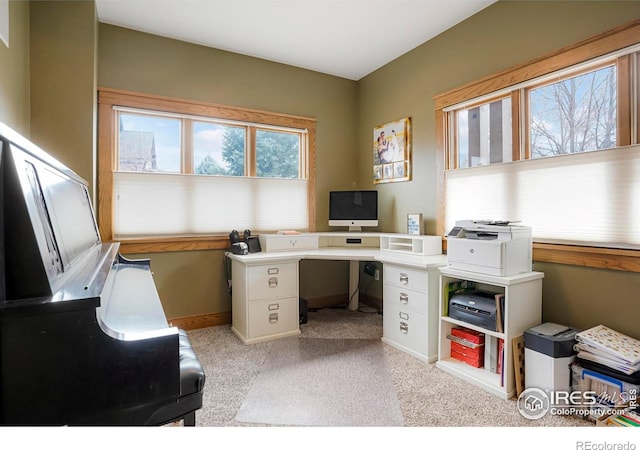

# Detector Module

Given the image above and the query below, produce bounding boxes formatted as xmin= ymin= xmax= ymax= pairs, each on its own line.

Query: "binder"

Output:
xmin=575 ymin=325 xmax=640 ymax=375
xmin=498 ymin=338 xmax=504 ymax=386
xmin=485 ymin=335 xmax=498 ymax=373
xmin=494 ymin=294 xmax=505 ymax=333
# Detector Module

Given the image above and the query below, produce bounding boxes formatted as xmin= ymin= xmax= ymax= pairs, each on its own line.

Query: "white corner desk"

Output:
xmin=227 ymin=232 xmax=447 ymax=362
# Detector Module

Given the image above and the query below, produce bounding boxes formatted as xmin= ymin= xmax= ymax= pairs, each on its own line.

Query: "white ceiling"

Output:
xmin=95 ymin=0 xmax=497 ymax=80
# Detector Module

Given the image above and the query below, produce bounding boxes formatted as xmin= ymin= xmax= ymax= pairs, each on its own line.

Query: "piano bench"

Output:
xmin=178 ymin=329 xmax=206 ymax=397
xmin=148 ymin=329 xmax=206 ymax=426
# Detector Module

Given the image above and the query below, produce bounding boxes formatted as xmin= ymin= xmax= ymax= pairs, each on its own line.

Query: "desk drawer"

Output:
xmin=384 ymin=265 xmax=427 ymax=292
xmin=247 ymin=262 xmax=298 ymax=301
xmin=383 ymin=283 xmax=427 ymax=314
xmin=259 ymin=234 xmax=319 ymax=252
xmin=383 ymin=302 xmax=427 ymax=356
xmin=248 ymin=297 xmax=299 ymax=339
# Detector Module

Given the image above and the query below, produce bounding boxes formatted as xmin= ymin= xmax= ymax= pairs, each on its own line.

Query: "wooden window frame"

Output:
xmin=98 ymin=88 xmax=316 ymax=254
xmin=435 ymin=19 xmax=640 ymax=273
xmin=523 ymin=60 xmax=620 ymax=158
xmin=448 ymin=93 xmax=515 ymax=169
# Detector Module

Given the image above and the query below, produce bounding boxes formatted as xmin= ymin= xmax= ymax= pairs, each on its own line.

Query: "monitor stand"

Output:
xmin=348 ymin=226 xmax=362 ymax=232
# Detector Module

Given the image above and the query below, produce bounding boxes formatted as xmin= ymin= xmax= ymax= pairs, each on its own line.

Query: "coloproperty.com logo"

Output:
xmin=517 ymin=387 xmax=638 ymax=420
xmin=517 ymin=387 xmax=551 ymax=420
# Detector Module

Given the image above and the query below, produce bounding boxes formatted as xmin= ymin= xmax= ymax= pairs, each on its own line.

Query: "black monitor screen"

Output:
xmin=329 ymin=191 xmax=378 ymax=220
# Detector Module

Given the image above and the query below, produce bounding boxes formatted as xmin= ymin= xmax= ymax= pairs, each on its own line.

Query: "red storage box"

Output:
xmin=450 ymin=341 xmax=484 ymax=368
xmin=451 ymin=326 xmax=485 ymax=345
xmin=448 ymin=327 xmax=485 ymax=368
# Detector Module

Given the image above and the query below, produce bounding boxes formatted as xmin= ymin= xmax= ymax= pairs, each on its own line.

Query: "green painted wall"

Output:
xmin=30 ymin=0 xmax=97 ymax=193
xmin=97 ymin=23 xmax=359 ymax=204
xmin=357 ymin=1 xmax=640 ymax=337
xmin=97 ymin=23 xmax=359 ymax=318
xmin=2 ymin=1 xmax=639 ymax=335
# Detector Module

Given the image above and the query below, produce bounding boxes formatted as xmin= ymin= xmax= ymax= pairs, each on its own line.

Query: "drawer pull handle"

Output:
xmin=268 ymin=268 xmax=279 ymax=275
xmin=400 ymin=321 xmax=409 ymax=334
xmin=268 ymin=303 xmax=280 ymax=311
xmin=399 ymin=293 xmax=409 ymax=304
xmin=399 ymin=273 xmax=409 ymax=284
xmin=399 ymin=311 xmax=409 ymax=320
xmin=268 ymin=277 xmax=278 ymax=287
xmin=269 ymin=312 xmax=279 ymax=323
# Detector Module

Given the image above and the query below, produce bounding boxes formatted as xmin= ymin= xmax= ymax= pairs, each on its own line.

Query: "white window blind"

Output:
xmin=445 ymin=145 xmax=640 ymax=249
xmin=113 ymin=172 xmax=308 ymax=238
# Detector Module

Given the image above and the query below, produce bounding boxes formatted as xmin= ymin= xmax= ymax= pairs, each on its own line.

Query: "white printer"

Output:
xmin=447 ymin=220 xmax=532 ymax=276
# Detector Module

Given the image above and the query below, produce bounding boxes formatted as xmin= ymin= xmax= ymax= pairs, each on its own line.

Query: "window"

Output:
xmin=98 ymin=89 xmax=316 ymax=253
xmin=447 ymin=63 xmax=621 ymax=169
xmin=529 ymin=64 xmax=617 ymax=158
xmin=435 ymin=21 xmax=640 ymax=271
xmin=255 ymin=129 xmax=301 ymax=178
xmin=193 ymin=122 xmax=245 ymax=176
xmin=454 ymin=96 xmax=513 ymax=168
xmin=118 ymin=113 xmax=182 ymax=173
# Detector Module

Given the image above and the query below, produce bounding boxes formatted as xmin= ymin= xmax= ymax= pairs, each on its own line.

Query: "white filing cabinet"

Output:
xmin=381 ymin=263 xmax=441 ymax=362
xmin=231 ymin=259 xmax=300 ymax=344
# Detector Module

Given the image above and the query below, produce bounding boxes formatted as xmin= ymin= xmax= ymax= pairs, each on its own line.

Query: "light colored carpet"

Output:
xmin=186 ymin=307 xmax=591 ymax=428
xmin=235 ymin=337 xmax=404 ymax=426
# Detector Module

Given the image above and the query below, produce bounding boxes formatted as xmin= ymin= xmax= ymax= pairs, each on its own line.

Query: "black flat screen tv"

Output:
xmin=328 ymin=190 xmax=378 ymax=231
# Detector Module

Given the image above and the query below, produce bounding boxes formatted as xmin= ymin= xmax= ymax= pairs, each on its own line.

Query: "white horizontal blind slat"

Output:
xmin=114 ymin=172 xmax=308 ymax=238
xmin=445 ymin=145 xmax=640 ymax=249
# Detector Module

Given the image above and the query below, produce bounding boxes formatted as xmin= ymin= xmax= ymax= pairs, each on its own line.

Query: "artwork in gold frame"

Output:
xmin=373 ymin=117 xmax=411 ymax=184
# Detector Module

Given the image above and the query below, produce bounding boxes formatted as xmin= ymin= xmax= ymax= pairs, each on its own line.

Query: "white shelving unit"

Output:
xmin=436 ymin=267 xmax=543 ymax=399
xmin=379 ymin=234 xmax=441 ymax=256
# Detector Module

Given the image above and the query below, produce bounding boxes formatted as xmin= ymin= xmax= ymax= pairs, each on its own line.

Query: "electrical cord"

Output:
xmin=223 ymin=251 xmax=232 ymax=294
xmin=361 ymin=276 xmax=375 ymax=296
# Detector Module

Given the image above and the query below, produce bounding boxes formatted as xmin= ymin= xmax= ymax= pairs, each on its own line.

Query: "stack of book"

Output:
xmin=572 ymin=325 xmax=640 ymax=413
xmin=574 ymin=324 xmax=640 ymax=376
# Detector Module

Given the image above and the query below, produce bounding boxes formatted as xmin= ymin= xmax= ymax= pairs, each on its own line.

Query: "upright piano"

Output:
xmin=0 ymin=122 xmax=205 ymax=425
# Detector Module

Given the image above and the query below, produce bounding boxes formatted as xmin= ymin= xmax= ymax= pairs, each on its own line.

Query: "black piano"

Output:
xmin=0 ymin=122 xmax=205 ymax=425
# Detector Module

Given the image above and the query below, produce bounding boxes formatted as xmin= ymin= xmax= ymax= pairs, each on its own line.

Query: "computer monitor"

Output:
xmin=328 ymin=190 xmax=378 ymax=232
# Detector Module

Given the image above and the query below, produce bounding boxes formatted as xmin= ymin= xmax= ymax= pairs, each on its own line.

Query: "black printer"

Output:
xmin=449 ymin=291 xmax=501 ymax=331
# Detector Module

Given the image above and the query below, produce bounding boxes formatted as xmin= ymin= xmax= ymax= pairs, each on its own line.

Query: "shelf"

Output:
xmin=437 ymin=270 xmax=542 ymax=399
xmin=380 ymin=234 xmax=442 ymax=256
xmin=389 ymin=242 xmax=413 ymax=249
xmin=439 ymin=267 xmax=544 ymax=286
xmin=441 ymin=315 xmax=505 ymax=340
xmin=436 ymin=358 xmax=511 ymax=400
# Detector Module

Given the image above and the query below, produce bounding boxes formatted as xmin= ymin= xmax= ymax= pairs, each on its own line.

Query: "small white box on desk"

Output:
xmin=379 ymin=234 xmax=442 ymax=256
xmin=258 ymin=233 xmax=319 ymax=253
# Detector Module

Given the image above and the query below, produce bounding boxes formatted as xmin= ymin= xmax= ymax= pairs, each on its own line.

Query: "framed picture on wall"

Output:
xmin=373 ymin=117 xmax=411 ymax=184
